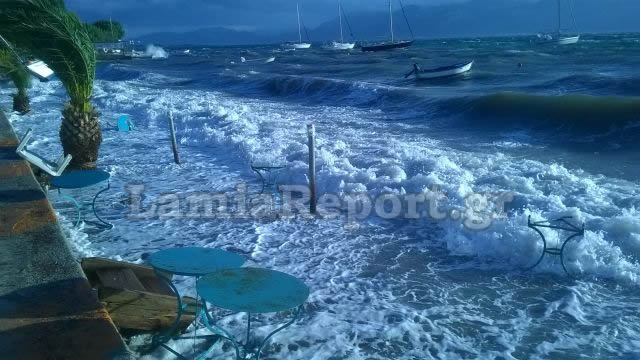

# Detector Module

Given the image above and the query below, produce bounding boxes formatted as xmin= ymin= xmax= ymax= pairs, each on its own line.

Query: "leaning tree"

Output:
xmin=0 ymin=0 xmax=101 ymax=169
xmin=0 ymin=49 xmax=31 ymax=114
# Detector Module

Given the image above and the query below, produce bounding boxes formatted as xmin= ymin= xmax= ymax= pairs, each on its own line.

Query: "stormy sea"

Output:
xmin=3 ymin=33 xmax=640 ymax=359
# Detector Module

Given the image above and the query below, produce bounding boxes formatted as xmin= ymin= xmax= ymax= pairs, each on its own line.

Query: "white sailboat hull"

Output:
xmin=284 ymin=43 xmax=312 ymax=49
xmin=331 ymin=42 xmax=355 ymax=50
xmin=556 ymin=35 xmax=580 ymax=45
xmin=414 ymin=61 xmax=473 ymax=80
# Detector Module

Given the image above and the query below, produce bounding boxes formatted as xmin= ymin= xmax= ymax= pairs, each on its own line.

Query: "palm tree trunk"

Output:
xmin=60 ymin=103 xmax=102 ymax=169
xmin=12 ymin=91 xmax=29 ymax=114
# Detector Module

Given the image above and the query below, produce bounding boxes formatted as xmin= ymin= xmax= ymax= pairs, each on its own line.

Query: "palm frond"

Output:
xmin=0 ymin=48 xmax=31 ymax=94
xmin=0 ymin=0 xmax=95 ymax=111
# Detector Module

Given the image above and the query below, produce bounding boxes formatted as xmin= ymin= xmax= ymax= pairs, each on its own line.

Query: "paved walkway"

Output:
xmin=0 ymin=110 xmax=131 ymax=359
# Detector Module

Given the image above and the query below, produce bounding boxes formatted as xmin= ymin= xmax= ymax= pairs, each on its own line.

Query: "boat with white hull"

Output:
xmin=283 ymin=2 xmax=311 ymax=49
xmin=556 ymin=35 xmax=580 ymax=45
xmin=405 ymin=61 xmax=473 ymax=80
xmin=538 ymin=0 xmax=580 ymax=45
xmin=330 ymin=0 xmax=355 ymax=50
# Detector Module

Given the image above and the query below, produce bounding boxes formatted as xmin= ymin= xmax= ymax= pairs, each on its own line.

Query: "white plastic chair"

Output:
xmin=0 ymin=35 xmax=54 ymax=82
xmin=16 ymin=129 xmax=71 ymax=177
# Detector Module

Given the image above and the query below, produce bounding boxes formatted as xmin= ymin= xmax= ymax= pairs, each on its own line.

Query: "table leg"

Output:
xmin=198 ymin=304 xmax=242 ymax=360
xmin=92 ymin=181 xmax=113 ymax=229
xmin=559 ymin=232 xmax=583 ymax=277
xmin=151 ymin=270 xmax=185 ymax=350
xmin=198 ymin=305 xmax=302 ymax=360
xmin=526 ymin=225 xmax=547 ymax=271
xmin=255 ymin=306 xmax=302 ymax=360
xmin=251 ymin=167 xmax=267 ymax=193
xmin=57 ymin=189 xmax=81 ymax=227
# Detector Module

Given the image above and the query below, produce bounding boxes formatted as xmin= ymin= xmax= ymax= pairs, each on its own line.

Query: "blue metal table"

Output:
xmin=51 ymin=170 xmax=112 ymax=228
xmin=250 ymin=164 xmax=286 ymax=193
xmin=196 ymin=267 xmax=309 ymax=360
xmin=527 ymin=215 xmax=585 ymax=276
xmin=149 ymin=247 xmax=246 ymax=359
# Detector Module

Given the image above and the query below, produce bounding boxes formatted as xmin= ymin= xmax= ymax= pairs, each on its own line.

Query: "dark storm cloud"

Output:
xmin=65 ymin=0 xmax=640 ymax=39
xmin=65 ymin=0 xmax=465 ymax=36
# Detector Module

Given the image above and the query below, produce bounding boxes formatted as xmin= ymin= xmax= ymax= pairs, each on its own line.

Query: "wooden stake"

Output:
xmin=308 ymin=124 xmax=316 ymax=214
xmin=169 ymin=110 xmax=180 ymax=164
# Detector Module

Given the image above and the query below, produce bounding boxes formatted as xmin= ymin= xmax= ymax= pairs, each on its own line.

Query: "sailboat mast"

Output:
xmin=297 ymin=2 xmax=302 ymax=43
xmin=389 ymin=0 xmax=394 ymax=42
xmin=338 ymin=0 xmax=344 ymax=42
xmin=557 ymin=0 xmax=561 ymax=33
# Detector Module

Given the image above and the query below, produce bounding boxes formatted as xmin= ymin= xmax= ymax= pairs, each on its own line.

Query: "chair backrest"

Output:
xmin=25 ymin=60 xmax=54 ymax=82
xmin=117 ymin=115 xmax=131 ymax=132
xmin=15 ymin=128 xmax=71 ymax=176
xmin=16 ymin=128 xmax=32 ymax=153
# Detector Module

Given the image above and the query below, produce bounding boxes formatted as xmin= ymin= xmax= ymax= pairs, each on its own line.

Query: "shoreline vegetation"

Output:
xmin=85 ymin=19 xmax=125 ymax=43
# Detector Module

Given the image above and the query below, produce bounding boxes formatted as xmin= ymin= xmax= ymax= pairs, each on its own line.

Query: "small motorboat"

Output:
xmin=238 ymin=56 xmax=276 ymax=64
xmin=405 ymin=61 xmax=474 ymax=80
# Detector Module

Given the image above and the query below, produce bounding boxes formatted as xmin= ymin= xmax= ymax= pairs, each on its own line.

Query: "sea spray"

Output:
xmin=145 ymin=44 xmax=168 ymax=59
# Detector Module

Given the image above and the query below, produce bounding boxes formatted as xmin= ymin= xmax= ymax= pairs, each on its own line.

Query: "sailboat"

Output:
xmin=331 ymin=0 xmax=355 ymax=50
xmin=361 ymin=0 xmax=414 ymax=52
xmin=284 ymin=2 xmax=311 ymax=49
xmin=539 ymin=0 xmax=580 ymax=45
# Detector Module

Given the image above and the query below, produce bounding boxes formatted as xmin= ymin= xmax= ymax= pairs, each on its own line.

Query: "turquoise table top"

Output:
xmin=149 ymin=247 xmax=245 ymax=277
xmin=197 ymin=267 xmax=309 ymax=313
xmin=52 ymin=170 xmax=110 ymax=189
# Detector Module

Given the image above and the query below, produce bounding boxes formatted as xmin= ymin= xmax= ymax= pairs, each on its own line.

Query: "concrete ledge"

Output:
xmin=0 ymin=110 xmax=131 ymax=359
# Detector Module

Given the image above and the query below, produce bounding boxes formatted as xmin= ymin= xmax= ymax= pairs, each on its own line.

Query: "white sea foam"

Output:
xmin=3 ymin=65 xmax=639 ymax=359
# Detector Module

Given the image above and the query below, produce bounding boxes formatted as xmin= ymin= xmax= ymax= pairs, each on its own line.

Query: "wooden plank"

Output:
xmin=96 ymin=268 xmax=146 ymax=292
xmin=139 ymin=276 xmax=173 ymax=296
xmin=99 ymin=287 xmax=197 ymax=331
xmin=82 ymin=257 xmax=171 ymax=280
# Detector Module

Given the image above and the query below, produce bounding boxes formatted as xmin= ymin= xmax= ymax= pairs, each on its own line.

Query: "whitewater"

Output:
xmin=2 ymin=34 xmax=640 ymax=359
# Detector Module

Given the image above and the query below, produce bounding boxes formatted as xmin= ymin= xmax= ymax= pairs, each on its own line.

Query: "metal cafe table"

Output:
xmin=51 ymin=169 xmax=113 ymax=228
xmin=149 ymin=247 xmax=246 ymax=359
xmin=196 ymin=267 xmax=310 ymax=360
xmin=250 ymin=163 xmax=287 ymax=193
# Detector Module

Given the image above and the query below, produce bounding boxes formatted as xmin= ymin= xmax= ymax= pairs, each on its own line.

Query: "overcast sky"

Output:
xmin=65 ymin=0 xmax=468 ymax=36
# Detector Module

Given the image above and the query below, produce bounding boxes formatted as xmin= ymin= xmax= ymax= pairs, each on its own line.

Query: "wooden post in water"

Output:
xmin=307 ymin=123 xmax=317 ymax=214
xmin=169 ymin=110 xmax=180 ymax=164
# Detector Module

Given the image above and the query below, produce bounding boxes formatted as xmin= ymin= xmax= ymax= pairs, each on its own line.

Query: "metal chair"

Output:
xmin=16 ymin=129 xmax=71 ymax=177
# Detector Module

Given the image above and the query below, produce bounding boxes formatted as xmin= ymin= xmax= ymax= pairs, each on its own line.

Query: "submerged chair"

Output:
xmin=117 ymin=115 xmax=134 ymax=132
xmin=16 ymin=129 xmax=72 ymax=177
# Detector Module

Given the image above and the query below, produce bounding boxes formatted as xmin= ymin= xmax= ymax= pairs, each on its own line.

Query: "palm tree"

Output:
xmin=0 ymin=49 xmax=31 ymax=114
xmin=0 ymin=0 xmax=100 ymax=169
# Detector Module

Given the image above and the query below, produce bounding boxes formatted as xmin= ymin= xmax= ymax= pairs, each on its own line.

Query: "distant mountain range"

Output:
xmin=136 ymin=0 xmax=640 ymax=46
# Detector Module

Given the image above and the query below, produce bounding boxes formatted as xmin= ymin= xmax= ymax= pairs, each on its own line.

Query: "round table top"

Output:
xmin=52 ymin=170 xmax=110 ymax=189
xmin=149 ymin=247 xmax=245 ymax=277
xmin=197 ymin=267 xmax=309 ymax=313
